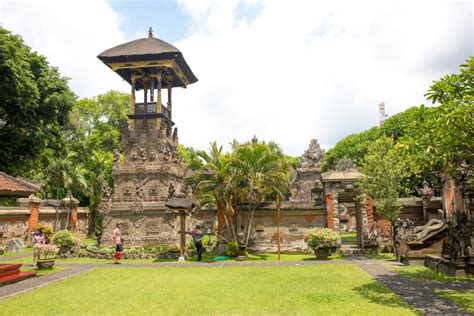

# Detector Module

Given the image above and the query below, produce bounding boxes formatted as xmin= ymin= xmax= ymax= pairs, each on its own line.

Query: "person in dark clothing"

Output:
xmin=189 ymin=225 xmax=203 ymax=261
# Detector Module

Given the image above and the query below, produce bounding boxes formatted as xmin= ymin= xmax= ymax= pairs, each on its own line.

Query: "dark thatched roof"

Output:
xmin=98 ymin=37 xmax=180 ymax=59
xmin=165 ymin=198 xmax=195 ymax=210
xmin=97 ymin=37 xmax=197 ymax=88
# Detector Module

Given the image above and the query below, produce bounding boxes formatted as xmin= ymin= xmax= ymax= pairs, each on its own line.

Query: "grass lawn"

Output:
xmin=341 ymin=232 xmax=357 ymax=246
xmin=0 ymin=247 xmax=33 ymax=257
xmin=391 ymin=265 xmax=474 ymax=283
xmin=20 ymin=266 xmax=67 ymax=276
xmin=0 ymin=264 xmax=416 ymax=315
xmin=436 ymin=289 xmax=474 ymax=313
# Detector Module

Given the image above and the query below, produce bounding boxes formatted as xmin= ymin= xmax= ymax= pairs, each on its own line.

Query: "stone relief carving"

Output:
xmin=290 ymin=139 xmax=325 ymax=201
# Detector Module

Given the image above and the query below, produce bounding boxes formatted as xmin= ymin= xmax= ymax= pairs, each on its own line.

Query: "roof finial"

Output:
xmin=148 ymin=27 xmax=154 ymax=38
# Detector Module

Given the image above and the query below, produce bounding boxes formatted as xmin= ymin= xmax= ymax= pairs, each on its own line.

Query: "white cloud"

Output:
xmin=1 ymin=0 xmax=472 ymax=156
xmin=173 ymin=0 xmax=472 ymax=155
xmin=0 ymin=0 xmax=129 ymax=97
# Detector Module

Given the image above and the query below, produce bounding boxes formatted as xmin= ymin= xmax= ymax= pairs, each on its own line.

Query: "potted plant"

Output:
xmin=306 ymin=228 xmax=341 ymax=260
xmin=52 ymin=230 xmax=76 ymax=254
xmin=35 ymin=244 xmax=58 ymax=269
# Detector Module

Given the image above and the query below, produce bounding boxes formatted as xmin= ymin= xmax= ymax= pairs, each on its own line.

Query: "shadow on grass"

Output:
xmin=436 ymin=290 xmax=474 ymax=313
xmin=352 ymin=279 xmax=414 ymax=309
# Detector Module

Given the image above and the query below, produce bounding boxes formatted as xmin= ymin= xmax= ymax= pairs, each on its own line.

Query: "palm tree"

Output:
xmin=231 ymin=139 xmax=291 ymax=251
xmin=193 ymin=142 xmax=238 ymax=242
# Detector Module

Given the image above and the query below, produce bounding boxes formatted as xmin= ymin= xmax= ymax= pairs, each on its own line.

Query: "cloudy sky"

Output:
xmin=0 ymin=0 xmax=472 ymax=156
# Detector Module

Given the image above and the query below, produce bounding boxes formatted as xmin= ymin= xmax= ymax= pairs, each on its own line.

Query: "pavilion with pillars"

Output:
xmin=97 ymin=28 xmax=200 ymax=246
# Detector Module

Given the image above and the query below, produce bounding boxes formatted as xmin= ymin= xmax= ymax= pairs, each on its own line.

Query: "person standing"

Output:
xmin=113 ymin=223 xmax=123 ymax=264
xmin=190 ymin=225 xmax=203 ymax=261
xmin=32 ymin=228 xmax=45 ymax=267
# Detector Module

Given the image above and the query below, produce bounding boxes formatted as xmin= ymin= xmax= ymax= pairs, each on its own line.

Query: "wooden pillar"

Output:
xmin=156 ymin=71 xmax=162 ymax=129
xmin=276 ymin=195 xmax=281 ymax=260
xmin=28 ymin=195 xmax=41 ymax=232
xmin=167 ymin=84 xmax=172 ymax=120
xmin=179 ymin=209 xmax=186 ymax=257
xmin=131 ymin=76 xmax=136 ymax=129
xmin=326 ymin=193 xmax=334 ymax=229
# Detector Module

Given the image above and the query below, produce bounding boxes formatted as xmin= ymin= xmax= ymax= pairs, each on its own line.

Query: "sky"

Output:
xmin=0 ymin=0 xmax=472 ymax=156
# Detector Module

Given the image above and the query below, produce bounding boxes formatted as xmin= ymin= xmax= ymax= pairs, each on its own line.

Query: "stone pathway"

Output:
xmin=354 ymin=258 xmax=472 ymax=315
xmin=1 ymin=257 xmax=473 ymax=315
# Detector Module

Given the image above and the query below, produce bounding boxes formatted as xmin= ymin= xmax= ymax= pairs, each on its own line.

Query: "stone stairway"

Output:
xmin=0 ymin=263 xmax=36 ymax=286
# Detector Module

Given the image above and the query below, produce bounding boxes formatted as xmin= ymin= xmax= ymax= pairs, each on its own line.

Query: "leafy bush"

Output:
xmin=34 ymin=243 xmax=58 ymax=259
xmin=306 ymin=228 xmax=340 ymax=250
xmin=52 ymin=230 xmax=76 ymax=248
xmin=37 ymin=224 xmax=53 ymax=243
xmin=225 ymin=241 xmax=239 ymax=257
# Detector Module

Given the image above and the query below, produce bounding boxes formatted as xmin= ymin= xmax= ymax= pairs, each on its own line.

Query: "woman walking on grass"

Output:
xmin=113 ymin=222 xmax=123 ymax=264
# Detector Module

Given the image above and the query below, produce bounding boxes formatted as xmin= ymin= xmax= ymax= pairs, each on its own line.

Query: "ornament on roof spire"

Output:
xmin=148 ymin=27 xmax=154 ymax=38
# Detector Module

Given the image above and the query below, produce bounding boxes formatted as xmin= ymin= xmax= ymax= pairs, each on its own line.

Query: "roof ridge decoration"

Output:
xmin=148 ymin=26 xmax=154 ymax=39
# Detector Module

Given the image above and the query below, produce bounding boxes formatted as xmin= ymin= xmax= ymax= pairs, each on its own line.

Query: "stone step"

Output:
xmin=0 ymin=263 xmax=36 ymax=287
xmin=0 ymin=271 xmax=36 ymax=286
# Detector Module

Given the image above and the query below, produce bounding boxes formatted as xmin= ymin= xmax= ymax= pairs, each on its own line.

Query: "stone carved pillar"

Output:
xmin=359 ymin=194 xmax=369 ymax=246
xmin=28 ymin=195 xmax=41 ymax=232
xmin=332 ymin=191 xmax=340 ymax=233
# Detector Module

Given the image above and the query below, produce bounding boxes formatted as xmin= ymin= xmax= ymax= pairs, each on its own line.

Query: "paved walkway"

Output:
xmin=354 ymin=258 xmax=472 ymax=315
xmin=1 ymin=257 xmax=473 ymax=315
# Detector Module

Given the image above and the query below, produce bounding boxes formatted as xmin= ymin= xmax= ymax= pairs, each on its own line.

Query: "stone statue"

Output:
xmin=168 ymin=182 xmax=176 ymax=198
xmin=113 ymin=149 xmax=121 ymax=165
xmin=415 ymin=218 xmax=445 ymax=240
xmin=447 ymin=212 xmax=473 ymax=260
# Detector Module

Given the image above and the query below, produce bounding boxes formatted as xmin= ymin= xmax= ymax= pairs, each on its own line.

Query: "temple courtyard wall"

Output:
xmin=0 ymin=197 xmax=88 ymax=246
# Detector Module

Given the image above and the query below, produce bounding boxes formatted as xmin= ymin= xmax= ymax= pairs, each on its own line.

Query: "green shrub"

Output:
xmin=52 ymin=230 xmax=76 ymax=248
xmin=225 ymin=241 xmax=239 ymax=257
xmin=37 ymin=224 xmax=53 ymax=243
xmin=306 ymin=228 xmax=340 ymax=250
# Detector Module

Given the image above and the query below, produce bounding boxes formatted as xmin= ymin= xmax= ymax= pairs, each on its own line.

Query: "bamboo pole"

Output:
xmin=276 ymin=195 xmax=281 ymax=260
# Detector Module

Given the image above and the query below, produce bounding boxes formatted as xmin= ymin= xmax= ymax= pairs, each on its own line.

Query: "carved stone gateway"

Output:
xmin=97 ymin=30 xmax=198 ymax=246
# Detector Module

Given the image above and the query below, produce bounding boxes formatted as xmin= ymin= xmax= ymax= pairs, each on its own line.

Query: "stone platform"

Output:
xmin=425 ymin=255 xmax=474 ymax=278
xmin=0 ymin=263 xmax=36 ymax=286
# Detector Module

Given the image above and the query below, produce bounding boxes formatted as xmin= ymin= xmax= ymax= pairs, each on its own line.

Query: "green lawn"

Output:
xmin=341 ymin=232 xmax=358 ymax=246
xmin=436 ymin=290 xmax=474 ymax=313
xmin=1 ymin=264 xmax=416 ymax=315
xmin=20 ymin=266 xmax=67 ymax=276
xmin=0 ymin=247 xmax=33 ymax=257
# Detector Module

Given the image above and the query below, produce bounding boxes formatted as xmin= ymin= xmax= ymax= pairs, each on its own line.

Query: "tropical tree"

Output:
xmin=231 ymin=139 xmax=291 ymax=250
xmin=357 ymin=136 xmax=411 ymax=245
xmin=192 ymin=142 xmax=238 ymax=242
xmin=0 ymin=27 xmax=76 ymax=176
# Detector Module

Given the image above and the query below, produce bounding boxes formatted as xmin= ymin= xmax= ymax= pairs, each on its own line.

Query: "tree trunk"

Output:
xmin=244 ymin=203 xmax=255 ymax=247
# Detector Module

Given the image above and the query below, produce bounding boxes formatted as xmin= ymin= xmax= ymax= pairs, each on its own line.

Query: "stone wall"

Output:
xmin=0 ymin=203 xmax=88 ymax=247
xmin=237 ymin=201 xmax=326 ymax=252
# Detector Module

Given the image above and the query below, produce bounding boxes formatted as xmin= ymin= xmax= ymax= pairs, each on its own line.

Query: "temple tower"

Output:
xmin=97 ymin=28 xmax=197 ymax=246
